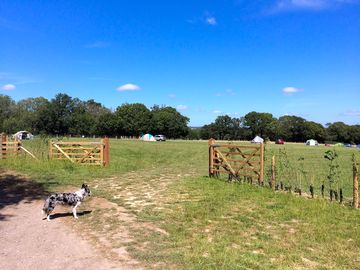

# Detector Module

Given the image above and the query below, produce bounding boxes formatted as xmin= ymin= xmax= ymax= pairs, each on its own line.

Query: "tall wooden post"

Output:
xmin=49 ymin=140 xmax=53 ymax=160
xmin=208 ymin=138 xmax=215 ymax=177
xmin=102 ymin=137 xmax=110 ymax=166
xmin=259 ymin=143 xmax=264 ymax=185
xmin=271 ymin=155 xmax=276 ymax=190
xmin=1 ymin=133 xmax=6 ymax=159
xmin=353 ymin=163 xmax=359 ymax=209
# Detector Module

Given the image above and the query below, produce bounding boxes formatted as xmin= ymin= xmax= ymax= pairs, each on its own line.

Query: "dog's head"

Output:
xmin=81 ymin=183 xmax=91 ymax=196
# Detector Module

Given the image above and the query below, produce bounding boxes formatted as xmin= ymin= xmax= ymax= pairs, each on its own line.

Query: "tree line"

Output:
xmin=194 ymin=113 xmax=360 ymax=144
xmin=0 ymin=93 xmax=189 ymax=138
xmin=1 ymin=93 xmax=359 ymax=143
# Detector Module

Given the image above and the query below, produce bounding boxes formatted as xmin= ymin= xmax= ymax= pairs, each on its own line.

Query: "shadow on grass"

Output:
xmin=43 ymin=210 xmax=92 ymax=221
xmin=0 ymin=171 xmax=58 ymax=221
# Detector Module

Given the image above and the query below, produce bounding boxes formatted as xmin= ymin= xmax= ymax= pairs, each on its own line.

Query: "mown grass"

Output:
xmin=1 ymin=138 xmax=360 ymax=269
xmin=134 ymin=177 xmax=360 ymax=269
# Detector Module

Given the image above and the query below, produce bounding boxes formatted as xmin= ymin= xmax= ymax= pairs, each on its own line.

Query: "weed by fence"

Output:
xmin=210 ymin=142 xmax=360 ymax=209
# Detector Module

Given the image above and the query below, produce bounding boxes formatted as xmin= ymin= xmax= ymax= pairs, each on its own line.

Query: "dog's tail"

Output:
xmin=42 ymin=198 xmax=50 ymax=215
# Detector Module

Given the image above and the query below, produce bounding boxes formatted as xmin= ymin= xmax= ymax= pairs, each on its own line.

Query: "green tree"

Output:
xmin=0 ymin=95 xmax=16 ymax=133
xmin=244 ymin=111 xmax=276 ymax=139
xmin=326 ymin=122 xmax=350 ymax=143
xmin=278 ymin=115 xmax=307 ymax=142
xmin=115 ymin=103 xmax=152 ymax=136
xmin=151 ymin=105 xmax=189 ymax=138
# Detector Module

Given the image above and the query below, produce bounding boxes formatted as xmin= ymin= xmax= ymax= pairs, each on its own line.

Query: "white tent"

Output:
xmin=251 ymin=136 xmax=264 ymax=144
xmin=306 ymin=139 xmax=318 ymax=146
xmin=141 ymin=133 xmax=156 ymax=142
xmin=13 ymin=130 xmax=34 ymax=141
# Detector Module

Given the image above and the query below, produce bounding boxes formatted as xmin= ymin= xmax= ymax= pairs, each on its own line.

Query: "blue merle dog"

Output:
xmin=42 ymin=184 xmax=91 ymax=221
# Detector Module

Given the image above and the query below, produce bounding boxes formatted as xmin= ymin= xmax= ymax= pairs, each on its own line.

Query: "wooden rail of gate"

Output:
xmin=1 ymin=133 xmax=21 ymax=158
xmin=208 ymin=139 xmax=264 ymax=184
xmin=49 ymin=137 xmax=110 ymax=166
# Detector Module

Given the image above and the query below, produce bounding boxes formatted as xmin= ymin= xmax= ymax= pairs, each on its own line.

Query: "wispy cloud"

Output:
xmin=168 ymin=93 xmax=176 ymax=99
xmin=205 ymin=16 xmax=217 ymax=26
xmin=0 ymin=71 xmax=41 ymax=85
xmin=342 ymin=110 xmax=360 ymax=117
xmin=284 ymin=112 xmax=310 ymax=117
xmin=85 ymin=41 xmax=111 ymax=48
xmin=215 ymin=89 xmax=236 ymax=97
xmin=1 ymin=84 xmax=16 ymax=91
xmin=213 ymin=110 xmax=222 ymax=114
xmin=117 ymin=83 xmax=140 ymax=91
xmin=187 ymin=12 xmax=218 ymax=26
xmin=177 ymin=105 xmax=189 ymax=111
xmin=282 ymin=86 xmax=303 ymax=95
xmin=272 ymin=0 xmax=359 ymax=12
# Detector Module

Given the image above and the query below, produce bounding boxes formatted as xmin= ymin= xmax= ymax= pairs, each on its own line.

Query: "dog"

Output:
xmin=42 ymin=184 xmax=91 ymax=221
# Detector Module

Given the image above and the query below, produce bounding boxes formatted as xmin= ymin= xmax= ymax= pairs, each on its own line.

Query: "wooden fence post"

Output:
xmin=259 ymin=143 xmax=264 ymax=185
xmin=103 ymin=137 xmax=110 ymax=166
xmin=1 ymin=133 xmax=7 ymax=159
xmin=49 ymin=140 xmax=53 ymax=160
xmin=208 ymin=138 xmax=215 ymax=177
xmin=353 ymin=162 xmax=359 ymax=209
xmin=271 ymin=155 xmax=276 ymax=190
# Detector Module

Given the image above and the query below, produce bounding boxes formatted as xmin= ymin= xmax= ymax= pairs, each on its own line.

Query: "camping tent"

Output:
xmin=305 ymin=139 xmax=318 ymax=146
xmin=141 ymin=134 xmax=156 ymax=142
xmin=13 ymin=130 xmax=33 ymax=141
xmin=251 ymin=136 xmax=264 ymax=144
xmin=334 ymin=143 xmax=344 ymax=147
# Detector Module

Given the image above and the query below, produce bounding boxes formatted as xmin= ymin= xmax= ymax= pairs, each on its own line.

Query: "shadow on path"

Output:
xmin=0 ymin=171 xmax=54 ymax=221
xmin=43 ymin=210 xmax=92 ymax=221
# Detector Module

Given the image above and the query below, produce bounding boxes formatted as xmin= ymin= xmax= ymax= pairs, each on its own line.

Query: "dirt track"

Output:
xmin=0 ymin=172 xmax=141 ymax=270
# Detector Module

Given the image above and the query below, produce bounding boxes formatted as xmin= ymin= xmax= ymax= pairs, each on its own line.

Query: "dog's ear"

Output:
xmin=82 ymin=183 xmax=86 ymax=188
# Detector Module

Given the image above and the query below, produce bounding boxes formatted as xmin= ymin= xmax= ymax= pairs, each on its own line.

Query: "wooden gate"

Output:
xmin=208 ymin=139 xmax=264 ymax=184
xmin=49 ymin=138 xmax=110 ymax=166
xmin=1 ymin=133 xmax=21 ymax=158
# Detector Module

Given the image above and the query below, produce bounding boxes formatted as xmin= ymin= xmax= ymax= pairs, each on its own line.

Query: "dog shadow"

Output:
xmin=43 ymin=210 xmax=92 ymax=220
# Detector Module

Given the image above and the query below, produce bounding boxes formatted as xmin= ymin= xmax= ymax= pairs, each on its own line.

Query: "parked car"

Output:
xmin=276 ymin=139 xmax=285 ymax=145
xmin=154 ymin=135 xmax=166 ymax=141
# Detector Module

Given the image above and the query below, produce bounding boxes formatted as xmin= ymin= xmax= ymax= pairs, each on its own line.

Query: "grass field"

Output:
xmin=1 ymin=138 xmax=360 ymax=269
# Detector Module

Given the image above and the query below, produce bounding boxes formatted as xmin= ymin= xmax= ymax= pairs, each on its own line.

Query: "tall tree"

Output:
xmin=151 ymin=106 xmax=189 ymax=138
xmin=244 ymin=111 xmax=276 ymax=139
xmin=115 ymin=103 xmax=152 ymax=136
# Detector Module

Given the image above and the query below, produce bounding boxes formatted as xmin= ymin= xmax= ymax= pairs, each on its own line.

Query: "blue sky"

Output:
xmin=0 ymin=0 xmax=359 ymax=126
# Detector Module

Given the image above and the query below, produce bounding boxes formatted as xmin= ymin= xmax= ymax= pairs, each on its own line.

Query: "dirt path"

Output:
xmin=0 ymin=172 xmax=142 ymax=270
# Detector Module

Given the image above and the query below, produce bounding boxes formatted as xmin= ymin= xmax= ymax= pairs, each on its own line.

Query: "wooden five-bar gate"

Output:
xmin=1 ymin=133 xmax=21 ymax=158
xmin=49 ymin=138 xmax=110 ymax=166
xmin=208 ymin=139 xmax=264 ymax=184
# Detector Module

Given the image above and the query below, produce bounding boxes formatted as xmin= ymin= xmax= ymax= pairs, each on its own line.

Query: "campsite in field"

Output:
xmin=1 ymin=1 xmax=360 ymax=269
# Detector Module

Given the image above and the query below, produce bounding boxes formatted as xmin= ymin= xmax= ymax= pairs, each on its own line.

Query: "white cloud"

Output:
xmin=213 ymin=110 xmax=222 ymax=114
xmin=177 ymin=105 xmax=189 ymax=110
xmin=205 ymin=16 xmax=217 ymax=25
xmin=343 ymin=110 xmax=360 ymax=117
xmin=117 ymin=83 xmax=140 ymax=92
xmin=85 ymin=41 xmax=111 ymax=48
xmin=273 ymin=0 xmax=359 ymax=11
xmin=282 ymin=86 xmax=303 ymax=95
xmin=1 ymin=84 xmax=16 ymax=91
xmin=215 ymin=89 xmax=236 ymax=97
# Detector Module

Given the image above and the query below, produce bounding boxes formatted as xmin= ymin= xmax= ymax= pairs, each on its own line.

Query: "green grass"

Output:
xmin=135 ymin=177 xmax=360 ymax=269
xmin=1 ymin=138 xmax=360 ymax=269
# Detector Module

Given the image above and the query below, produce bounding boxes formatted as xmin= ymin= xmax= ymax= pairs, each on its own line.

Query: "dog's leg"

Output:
xmin=72 ymin=201 xmax=81 ymax=219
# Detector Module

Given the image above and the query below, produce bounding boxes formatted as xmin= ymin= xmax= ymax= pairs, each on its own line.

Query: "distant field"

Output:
xmin=5 ymin=138 xmax=359 ymax=196
xmin=1 ymin=138 xmax=360 ymax=269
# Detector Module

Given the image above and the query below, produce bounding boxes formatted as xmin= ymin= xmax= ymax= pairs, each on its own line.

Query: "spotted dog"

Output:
xmin=42 ymin=184 xmax=91 ymax=221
